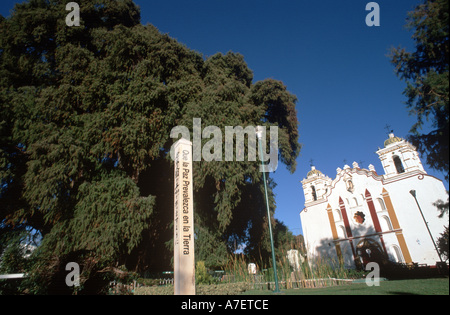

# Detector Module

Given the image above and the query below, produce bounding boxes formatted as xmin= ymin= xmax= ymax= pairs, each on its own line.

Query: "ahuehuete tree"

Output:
xmin=0 ymin=0 xmax=300 ymax=293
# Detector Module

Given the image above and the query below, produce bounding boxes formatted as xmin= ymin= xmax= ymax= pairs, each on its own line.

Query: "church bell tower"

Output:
xmin=301 ymin=166 xmax=332 ymax=204
xmin=375 ymin=132 xmax=425 ymax=178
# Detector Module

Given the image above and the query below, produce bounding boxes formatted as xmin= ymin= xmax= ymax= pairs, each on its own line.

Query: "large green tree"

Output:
xmin=0 ymin=0 xmax=300 ymax=293
xmin=390 ymin=0 xmax=449 ymax=181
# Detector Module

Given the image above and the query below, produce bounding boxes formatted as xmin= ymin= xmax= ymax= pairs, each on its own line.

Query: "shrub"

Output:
xmin=133 ymin=282 xmax=251 ymax=295
xmin=195 ymin=261 xmax=217 ymax=285
xmin=134 ymin=285 xmax=173 ymax=295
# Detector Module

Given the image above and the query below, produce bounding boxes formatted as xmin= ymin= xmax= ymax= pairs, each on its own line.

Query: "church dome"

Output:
xmin=384 ymin=133 xmax=403 ymax=147
xmin=307 ymin=166 xmax=323 ymax=178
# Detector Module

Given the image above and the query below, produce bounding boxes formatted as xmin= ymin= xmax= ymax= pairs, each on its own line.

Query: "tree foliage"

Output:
xmin=389 ymin=0 xmax=449 ymax=180
xmin=437 ymin=225 xmax=449 ymax=262
xmin=0 ymin=0 xmax=301 ymax=293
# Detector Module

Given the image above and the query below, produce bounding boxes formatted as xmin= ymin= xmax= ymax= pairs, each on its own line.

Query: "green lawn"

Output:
xmin=242 ymin=278 xmax=449 ymax=295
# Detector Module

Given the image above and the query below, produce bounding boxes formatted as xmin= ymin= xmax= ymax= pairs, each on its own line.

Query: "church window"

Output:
xmin=393 ymin=155 xmax=405 ymax=174
xmin=334 ymin=209 xmax=342 ymax=222
xmin=381 ymin=215 xmax=393 ymax=231
xmin=311 ymin=185 xmax=317 ymax=201
xmin=376 ymin=198 xmax=386 ymax=212
xmin=346 ymin=179 xmax=354 ymax=192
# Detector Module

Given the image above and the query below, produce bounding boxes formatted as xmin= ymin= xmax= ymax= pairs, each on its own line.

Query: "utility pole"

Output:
xmin=256 ymin=126 xmax=281 ymax=293
xmin=409 ymin=190 xmax=443 ymax=263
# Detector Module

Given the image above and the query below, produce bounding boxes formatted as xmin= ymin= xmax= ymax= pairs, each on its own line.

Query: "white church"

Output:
xmin=300 ymin=132 xmax=448 ymax=269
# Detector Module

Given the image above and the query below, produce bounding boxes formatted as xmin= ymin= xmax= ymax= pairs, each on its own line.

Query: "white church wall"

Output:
xmin=387 ymin=175 xmax=448 ymax=265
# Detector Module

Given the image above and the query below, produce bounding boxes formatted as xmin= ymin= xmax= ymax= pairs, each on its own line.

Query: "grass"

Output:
xmin=242 ymin=278 xmax=449 ymax=295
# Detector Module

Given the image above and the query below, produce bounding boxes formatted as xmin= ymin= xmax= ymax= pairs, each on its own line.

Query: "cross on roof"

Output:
xmin=384 ymin=124 xmax=393 ymax=135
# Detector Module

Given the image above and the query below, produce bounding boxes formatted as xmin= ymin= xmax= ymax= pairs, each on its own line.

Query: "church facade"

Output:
xmin=300 ymin=133 xmax=448 ymax=269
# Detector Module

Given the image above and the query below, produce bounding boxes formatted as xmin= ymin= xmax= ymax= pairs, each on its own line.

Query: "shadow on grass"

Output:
xmin=387 ymin=291 xmax=420 ymax=295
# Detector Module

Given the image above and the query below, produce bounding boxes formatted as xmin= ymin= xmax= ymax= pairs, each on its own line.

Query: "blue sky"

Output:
xmin=1 ymin=1 xmax=447 ymax=235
